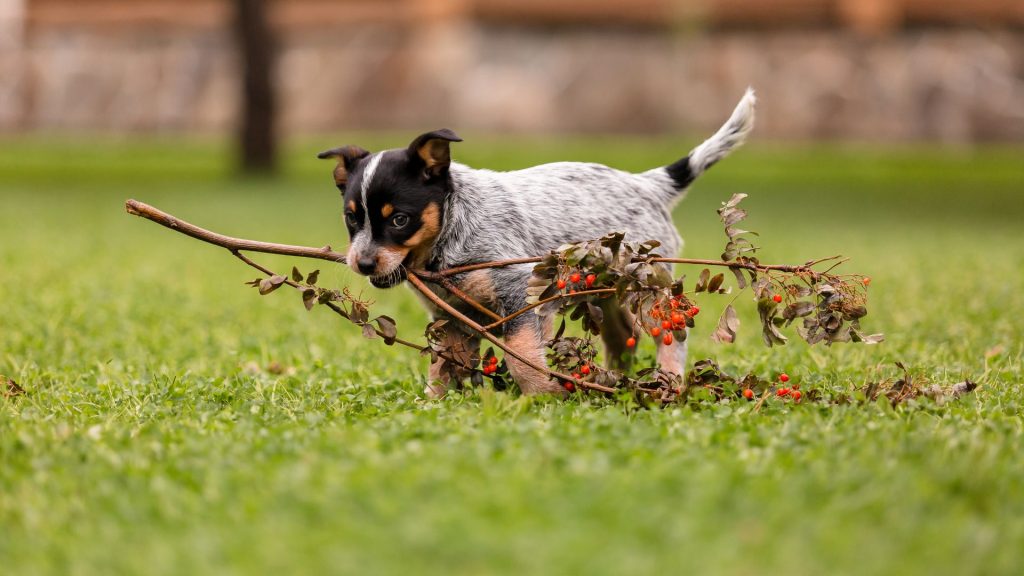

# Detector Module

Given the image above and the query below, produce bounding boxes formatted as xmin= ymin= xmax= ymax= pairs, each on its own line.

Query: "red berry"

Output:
xmin=662 ymin=333 xmax=674 ymax=346
xmin=777 ymin=388 xmax=790 ymax=397
xmin=863 ymin=277 xmax=871 ymax=286
xmin=564 ymin=381 xmax=575 ymax=392
xmin=556 ymin=279 xmax=566 ymax=289
xmin=773 ymin=294 xmax=783 ymax=303
xmin=792 ymin=390 xmax=802 ymax=402
xmin=569 ymin=273 xmax=581 ymax=283
xmin=779 ymin=373 xmax=790 ymax=383
xmin=689 ymin=306 xmax=700 ymax=316
xmin=489 ymin=356 xmax=499 ymax=365
xmin=569 ymin=289 xmax=577 ymax=295
xmin=661 ymin=320 xmax=672 ymax=330
xmin=483 ymin=365 xmax=494 ymax=375
xmin=585 ymin=274 xmax=596 ymax=287
xmin=670 ymin=312 xmax=685 ymax=325
xmin=650 ymin=327 xmax=661 ymax=337
xmin=626 ymin=337 xmax=636 ymax=348
xmin=669 ymin=299 xmax=679 ymax=310
xmin=572 ymin=372 xmax=580 ymax=381
xmin=580 ymin=365 xmax=591 ymax=375
xmin=743 ymin=389 xmax=754 ymax=399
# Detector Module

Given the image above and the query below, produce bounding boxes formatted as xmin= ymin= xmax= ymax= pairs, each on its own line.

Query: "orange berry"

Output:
xmin=662 ymin=333 xmax=673 ymax=346
xmin=569 ymin=272 xmax=581 ymax=283
xmin=792 ymin=390 xmax=802 ymax=401
xmin=585 ymin=274 xmax=596 ymax=287
xmin=569 ymin=289 xmax=577 ymax=295
xmin=743 ymin=389 xmax=754 ymax=399
xmin=670 ymin=312 xmax=685 ymax=325
xmin=556 ymin=279 xmax=566 ymax=289
xmin=689 ymin=306 xmax=700 ymax=316
xmin=650 ymin=327 xmax=661 ymax=337
xmin=773 ymin=294 xmax=783 ymax=303
xmin=580 ymin=365 xmax=591 ymax=375
xmin=863 ymin=277 xmax=871 ymax=286
xmin=626 ymin=337 xmax=636 ymax=348
xmin=661 ymin=320 xmax=672 ymax=330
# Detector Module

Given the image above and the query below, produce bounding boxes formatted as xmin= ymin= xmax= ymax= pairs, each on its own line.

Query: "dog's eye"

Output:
xmin=344 ymin=212 xmax=358 ymax=228
xmin=391 ymin=214 xmax=410 ymax=229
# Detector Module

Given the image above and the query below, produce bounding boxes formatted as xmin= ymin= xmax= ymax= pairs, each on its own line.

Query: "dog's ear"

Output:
xmin=408 ymin=129 xmax=462 ymax=179
xmin=317 ymin=145 xmax=370 ymax=189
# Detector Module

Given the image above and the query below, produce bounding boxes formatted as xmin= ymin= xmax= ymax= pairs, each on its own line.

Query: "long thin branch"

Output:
xmin=483 ymin=288 xmax=617 ymax=331
xmin=429 ymin=274 xmax=504 ymax=323
xmin=417 ymin=256 xmax=823 ymax=279
xmin=126 ymin=199 xmax=348 ymax=264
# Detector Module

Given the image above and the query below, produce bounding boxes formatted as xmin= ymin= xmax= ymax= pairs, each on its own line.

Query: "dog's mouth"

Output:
xmin=369 ymin=267 xmax=407 ymax=289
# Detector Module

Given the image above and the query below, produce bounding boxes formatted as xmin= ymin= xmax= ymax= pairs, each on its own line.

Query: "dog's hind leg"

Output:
xmin=600 ymin=300 xmax=640 ymax=371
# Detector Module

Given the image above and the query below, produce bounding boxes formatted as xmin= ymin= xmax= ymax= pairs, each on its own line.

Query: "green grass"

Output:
xmin=1 ymin=135 xmax=1023 ymax=576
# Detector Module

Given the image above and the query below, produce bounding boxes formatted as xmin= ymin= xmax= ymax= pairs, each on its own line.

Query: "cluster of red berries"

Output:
xmin=741 ymin=373 xmax=803 ymax=402
xmin=627 ymin=296 xmax=698 ymax=347
xmin=774 ymin=373 xmax=802 ymax=401
xmin=481 ymin=355 xmax=499 ymax=375
xmin=556 ymin=271 xmax=597 ymax=293
xmin=563 ymin=363 xmax=593 ymax=392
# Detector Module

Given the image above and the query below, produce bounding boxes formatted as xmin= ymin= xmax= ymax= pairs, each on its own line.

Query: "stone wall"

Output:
xmin=2 ymin=17 xmax=1023 ymax=141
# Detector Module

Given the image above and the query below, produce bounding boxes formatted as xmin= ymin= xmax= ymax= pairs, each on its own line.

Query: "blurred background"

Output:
xmin=2 ymin=5 xmax=1024 ymax=574
xmin=1 ymin=0 xmax=1022 ymax=174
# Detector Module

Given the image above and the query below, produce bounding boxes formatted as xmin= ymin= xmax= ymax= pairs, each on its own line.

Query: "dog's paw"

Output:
xmin=423 ymin=383 xmax=448 ymax=399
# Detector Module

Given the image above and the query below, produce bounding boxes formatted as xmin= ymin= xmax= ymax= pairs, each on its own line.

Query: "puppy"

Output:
xmin=319 ymin=89 xmax=756 ymax=397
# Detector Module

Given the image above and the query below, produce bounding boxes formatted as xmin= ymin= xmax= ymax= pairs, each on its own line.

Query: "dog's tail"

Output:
xmin=661 ymin=88 xmax=756 ymax=196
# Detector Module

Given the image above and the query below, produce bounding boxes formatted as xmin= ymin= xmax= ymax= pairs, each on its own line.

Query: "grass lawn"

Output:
xmin=1 ymin=135 xmax=1023 ymax=575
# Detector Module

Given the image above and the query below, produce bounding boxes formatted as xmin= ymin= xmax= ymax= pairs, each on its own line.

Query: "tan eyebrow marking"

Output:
xmin=347 ymin=200 xmax=356 ymax=213
xmin=403 ymin=203 xmax=441 ymax=248
xmin=381 ymin=203 xmax=394 ymax=218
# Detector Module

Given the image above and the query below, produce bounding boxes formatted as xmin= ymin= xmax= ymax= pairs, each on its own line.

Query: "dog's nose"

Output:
xmin=356 ymin=256 xmax=376 ymax=275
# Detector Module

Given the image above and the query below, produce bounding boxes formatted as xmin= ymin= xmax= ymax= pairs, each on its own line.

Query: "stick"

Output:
xmin=126 ymin=199 xmax=348 ymax=264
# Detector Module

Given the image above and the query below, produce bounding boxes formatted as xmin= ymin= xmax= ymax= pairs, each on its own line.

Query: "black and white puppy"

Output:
xmin=319 ymin=89 xmax=756 ymax=397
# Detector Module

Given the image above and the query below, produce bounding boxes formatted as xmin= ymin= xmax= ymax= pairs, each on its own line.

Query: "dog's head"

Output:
xmin=318 ymin=129 xmax=462 ymax=288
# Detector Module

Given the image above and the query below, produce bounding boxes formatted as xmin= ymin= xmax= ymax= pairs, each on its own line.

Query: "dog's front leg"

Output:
xmin=490 ymin=267 xmax=565 ymax=396
xmin=656 ymin=330 xmax=689 ymax=381
xmin=503 ymin=315 xmax=565 ymax=396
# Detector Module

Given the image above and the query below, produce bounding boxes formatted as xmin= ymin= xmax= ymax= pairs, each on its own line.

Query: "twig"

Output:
xmin=126 ymin=199 xmax=348 ymax=264
xmin=430 ymin=275 xmax=504 ymax=323
xmin=483 ymin=288 xmax=617 ymax=331
xmin=230 ymin=251 xmax=451 ymax=364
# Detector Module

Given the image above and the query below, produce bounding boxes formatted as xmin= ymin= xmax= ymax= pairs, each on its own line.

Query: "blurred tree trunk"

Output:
xmin=234 ymin=0 xmax=277 ymax=174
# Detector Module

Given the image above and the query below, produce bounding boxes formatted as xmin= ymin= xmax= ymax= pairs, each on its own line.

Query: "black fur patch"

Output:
xmin=665 ymin=154 xmax=694 ymax=189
